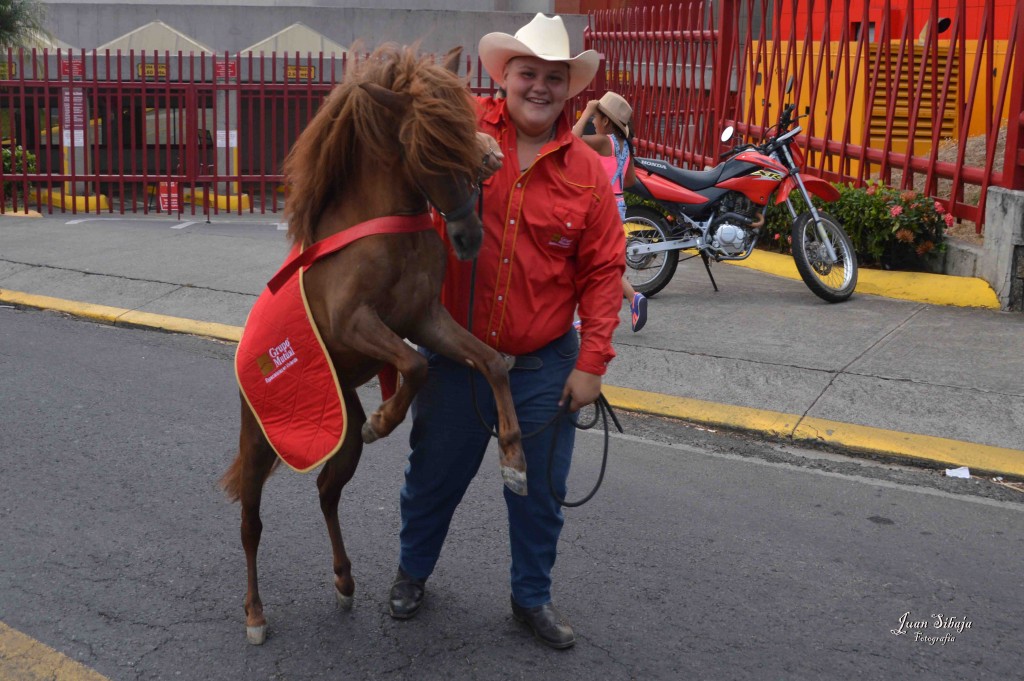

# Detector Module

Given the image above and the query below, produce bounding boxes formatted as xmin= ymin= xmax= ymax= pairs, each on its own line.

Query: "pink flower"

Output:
xmin=890 ymin=205 xmax=903 ymax=217
xmin=944 ymin=212 xmax=955 ymax=227
xmin=934 ymin=201 xmax=945 ymax=214
xmin=773 ymin=233 xmax=781 ymax=240
xmin=866 ymin=185 xmax=876 ymax=196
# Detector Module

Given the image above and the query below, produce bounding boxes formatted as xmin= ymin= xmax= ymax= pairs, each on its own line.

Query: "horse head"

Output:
xmin=358 ymin=47 xmax=484 ymax=261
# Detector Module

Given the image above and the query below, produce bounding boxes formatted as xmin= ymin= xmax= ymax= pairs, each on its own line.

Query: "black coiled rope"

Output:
xmin=466 ymin=240 xmax=623 ymax=507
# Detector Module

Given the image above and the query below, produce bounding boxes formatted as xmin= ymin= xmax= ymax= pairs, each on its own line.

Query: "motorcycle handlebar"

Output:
xmin=779 ymin=103 xmax=797 ymax=129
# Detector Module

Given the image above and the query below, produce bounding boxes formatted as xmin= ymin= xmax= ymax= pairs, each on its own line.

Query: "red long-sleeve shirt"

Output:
xmin=438 ymin=97 xmax=625 ymax=376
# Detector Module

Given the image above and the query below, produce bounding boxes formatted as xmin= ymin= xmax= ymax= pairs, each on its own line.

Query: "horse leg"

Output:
xmin=236 ymin=401 xmax=278 ymax=645
xmin=316 ymin=388 xmax=365 ymax=610
xmin=333 ymin=307 xmax=429 ymax=444
xmin=410 ymin=310 xmax=527 ymax=496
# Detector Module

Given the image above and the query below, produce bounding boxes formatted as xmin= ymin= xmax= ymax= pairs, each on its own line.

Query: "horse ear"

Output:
xmin=360 ymin=82 xmax=412 ymax=114
xmin=442 ymin=47 xmax=463 ymax=75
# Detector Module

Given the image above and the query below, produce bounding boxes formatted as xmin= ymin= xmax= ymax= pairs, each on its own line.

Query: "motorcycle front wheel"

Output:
xmin=791 ymin=211 xmax=858 ymax=303
xmin=623 ymin=205 xmax=678 ymax=297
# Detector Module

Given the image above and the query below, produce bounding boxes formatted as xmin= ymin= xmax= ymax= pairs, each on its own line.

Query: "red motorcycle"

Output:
xmin=624 ymin=102 xmax=858 ymax=303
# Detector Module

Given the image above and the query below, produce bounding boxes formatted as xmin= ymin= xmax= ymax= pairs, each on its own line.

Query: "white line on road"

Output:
xmin=65 ymin=218 xmax=129 ymax=225
xmin=171 ymin=221 xmax=198 ymax=230
xmin=584 ymin=430 xmax=1024 ymax=513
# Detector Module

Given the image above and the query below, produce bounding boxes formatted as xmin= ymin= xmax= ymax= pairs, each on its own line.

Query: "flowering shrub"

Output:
xmin=831 ymin=181 xmax=948 ymax=270
xmin=761 ymin=180 xmax=948 ymax=270
xmin=1 ymin=145 xmax=36 ymax=204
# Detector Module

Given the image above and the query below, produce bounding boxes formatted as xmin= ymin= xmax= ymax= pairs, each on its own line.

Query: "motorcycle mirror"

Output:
xmin=785 ymin=75 xmax=795 ymax=94
xmin=720 ymin=125 xmax=735 ymax=143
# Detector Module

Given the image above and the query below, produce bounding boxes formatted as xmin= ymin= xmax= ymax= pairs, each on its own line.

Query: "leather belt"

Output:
xmin=500 ymin=353 xmax=543 ymax=371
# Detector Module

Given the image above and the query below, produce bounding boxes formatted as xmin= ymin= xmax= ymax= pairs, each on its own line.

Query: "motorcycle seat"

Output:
xmin=635 ymin=157 xmax=727 ymax=191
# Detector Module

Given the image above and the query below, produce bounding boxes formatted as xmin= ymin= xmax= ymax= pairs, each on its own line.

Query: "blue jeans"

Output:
xmin=398 ymin=329 xmax=579 ymax=608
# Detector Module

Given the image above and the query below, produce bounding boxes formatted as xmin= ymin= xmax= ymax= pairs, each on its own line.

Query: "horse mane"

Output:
xmin=283 ymin=43 xmax=480 ymax=247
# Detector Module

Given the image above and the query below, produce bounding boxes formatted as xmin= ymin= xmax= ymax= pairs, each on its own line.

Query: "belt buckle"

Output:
xmin=500 ymin=352 xmax=516 ymax=371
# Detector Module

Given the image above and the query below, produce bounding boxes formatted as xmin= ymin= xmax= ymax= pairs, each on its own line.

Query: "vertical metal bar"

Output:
xmin=947 ymin=0 xmax=992 ymax=222
xmin=1001 ymin=0 xmax=1024 ymax=191
xmin=714 ymin=0 xmax=738 ymax=162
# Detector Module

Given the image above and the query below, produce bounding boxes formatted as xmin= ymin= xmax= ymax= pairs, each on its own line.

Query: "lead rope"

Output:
xmin=465 ymin=187 xmax=622 ymax=507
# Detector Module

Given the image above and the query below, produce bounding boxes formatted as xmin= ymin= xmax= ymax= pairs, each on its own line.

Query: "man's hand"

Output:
xmin=477 ymin=131 xmax=503 ymax=179
xmin=559 ymin=369 xmax=602 ymax=413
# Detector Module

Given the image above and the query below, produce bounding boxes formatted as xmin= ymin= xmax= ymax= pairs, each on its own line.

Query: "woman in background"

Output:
xmin=573 ymin=91 xmax=649 ymax=332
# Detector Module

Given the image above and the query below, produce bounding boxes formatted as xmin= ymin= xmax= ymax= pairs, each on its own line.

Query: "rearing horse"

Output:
xmin=221 ymin=44 xmax=526 ymax=645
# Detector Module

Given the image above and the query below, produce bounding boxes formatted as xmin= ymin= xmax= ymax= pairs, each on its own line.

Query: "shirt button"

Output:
xmin=497 ymin=295 xmax=503 ymax=301
xmin=509 ymin=219 xmax=515 ymax=225
xmin=490 ymin=331 xmax=497 ymax=337
xmin=566 ymin=221 xmax=572 ymax=227
xmin=503 ymin=258 xmax=509 ymax=264
xmin=516 ymin=183 xmax=522 ymax=188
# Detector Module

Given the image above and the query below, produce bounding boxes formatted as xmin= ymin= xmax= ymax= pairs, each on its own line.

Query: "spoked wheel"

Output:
xmin=791 ymin=211 xmax=858 ymax=303
xmin=623 ymin=205 xmax=678 ymax=297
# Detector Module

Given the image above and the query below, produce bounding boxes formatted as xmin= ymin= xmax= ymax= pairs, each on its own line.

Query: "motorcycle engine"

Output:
xmin=711 ymin=192 xmax=762 ymax=255
xmin=712 ymin=223 xmax=749 ymax=253
xmin=722 ymin=192 xmax=758 ymax=218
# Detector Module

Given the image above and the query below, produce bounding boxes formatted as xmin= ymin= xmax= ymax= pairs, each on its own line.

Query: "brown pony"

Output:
xmin=220 ymin=44 xmax=526 ymax=645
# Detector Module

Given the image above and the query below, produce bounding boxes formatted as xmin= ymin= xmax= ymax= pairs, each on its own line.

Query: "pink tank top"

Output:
xmin=598 ymin=134 xmax=629 ymax=195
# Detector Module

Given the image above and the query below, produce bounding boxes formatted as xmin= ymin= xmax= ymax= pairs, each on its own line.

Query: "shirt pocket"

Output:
xmin=537 ymin=205 xmax=585 ymax=255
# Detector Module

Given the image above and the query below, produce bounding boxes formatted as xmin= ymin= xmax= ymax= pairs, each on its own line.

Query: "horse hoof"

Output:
xmin=335 ymin=588 xmax=354 ymax=610
xmin=361 ymin=422 xmax=380 ymax=444
xmin=246 ymin=624 xmax=267 ymax=645
xmin=501 ymin=467 xmax=528 ymax=496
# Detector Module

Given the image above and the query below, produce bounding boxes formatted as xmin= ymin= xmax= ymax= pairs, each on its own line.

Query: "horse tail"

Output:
xmin=219 ymin=452 xmax=283 ymax=503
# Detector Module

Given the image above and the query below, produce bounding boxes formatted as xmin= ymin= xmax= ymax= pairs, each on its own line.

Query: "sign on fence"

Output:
xmin=158 ymin=182 xmax=180 ymax=212
xmin=137 ymin=62 xmax=168 ymax=79
xmin=59 ymin=57 xmax=84 ymax=78
xmin=61 ymin=88 xmax=86 ymax=147
xmin=214 ymin=60 xmax=238 ymax=79
xmin=285 ymin=65 xmax=316 ymax=81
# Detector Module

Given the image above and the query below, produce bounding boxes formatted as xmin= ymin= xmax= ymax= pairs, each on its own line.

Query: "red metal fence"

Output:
xmin=588 ymin=0 xmax=1024 ymax=231
xmin=0 ymin=49 xmax=504 ymax=217
xmin=2 ymin=1 xmax=1022 ymax=230
xmin=0 ymin=50 xmax=348 ymax=216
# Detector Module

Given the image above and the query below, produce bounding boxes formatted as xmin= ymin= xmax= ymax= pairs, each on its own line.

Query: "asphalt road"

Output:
xmin=1 ymin=306 xmax=1023 ymax=680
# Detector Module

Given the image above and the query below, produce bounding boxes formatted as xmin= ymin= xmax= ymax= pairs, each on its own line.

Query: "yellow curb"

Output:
xmin=602 ymin=384 xmax=801 ymax=437
xmin=795 ymin=417 xmax=1024 ymax=478
xmin=602 ymin=384 xmax=1024 ymax=478
xmin=0 ymin=208 xmax=42 ymax=217
xmin=0 ymin=621 xmax=111 ymax=681
xmin=0 ymin=290 xmax=242 ymax=343
xmin=118 ymin=310 xmax=242 ymax=342
xmin=725 ymin=249 xmax=1000 ymax=309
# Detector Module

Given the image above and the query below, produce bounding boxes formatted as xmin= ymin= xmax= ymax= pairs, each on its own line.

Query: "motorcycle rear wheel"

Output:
xmin=623 ymin=205 xmax=678 ymax=297
xmin=791 ymin=211 xmax=858 ymax=303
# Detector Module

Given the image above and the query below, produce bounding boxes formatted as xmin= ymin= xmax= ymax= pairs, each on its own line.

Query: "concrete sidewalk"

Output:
xmin=2 ymin=212 xmax=1022 ymax=477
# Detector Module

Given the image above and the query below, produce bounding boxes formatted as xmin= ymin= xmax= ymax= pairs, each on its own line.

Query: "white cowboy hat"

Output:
xmin=478 ymin=13 xmax=600 ymax=99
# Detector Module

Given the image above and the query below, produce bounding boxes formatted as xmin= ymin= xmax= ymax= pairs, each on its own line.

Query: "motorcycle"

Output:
xmin=624 ymin=102 xmax=858 ymax=303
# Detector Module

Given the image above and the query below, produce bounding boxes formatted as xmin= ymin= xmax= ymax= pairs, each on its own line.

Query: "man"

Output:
xmin=389 ymin=13 xmax=624 ymax=649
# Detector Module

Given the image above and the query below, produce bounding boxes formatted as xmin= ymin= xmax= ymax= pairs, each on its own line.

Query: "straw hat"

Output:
xmin=596 ymin=91 xmax=633 ymax=138
xmin=478 ymin=13 xmax=600 ymax=98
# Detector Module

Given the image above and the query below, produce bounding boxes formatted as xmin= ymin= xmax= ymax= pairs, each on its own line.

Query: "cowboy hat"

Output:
xmin=596 ymin=91 xmax=633 ymax=138
xmin=478 ymin=13 xmax=600 ymax=99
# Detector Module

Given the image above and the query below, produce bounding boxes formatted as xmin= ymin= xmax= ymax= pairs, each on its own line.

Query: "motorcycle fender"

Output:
xmin=776 ymin=175 xmax=840 ymax=204
xmin=634 ymin=170 xmax=706 ymax=205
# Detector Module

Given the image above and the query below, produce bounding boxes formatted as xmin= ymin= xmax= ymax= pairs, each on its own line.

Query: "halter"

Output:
xmin=433 ymin=183 xmax=480 ymax=222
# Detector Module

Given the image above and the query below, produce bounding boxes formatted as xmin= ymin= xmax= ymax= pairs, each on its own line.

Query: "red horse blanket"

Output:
xmin=235 ymin=215 xmax=431 ymax=472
